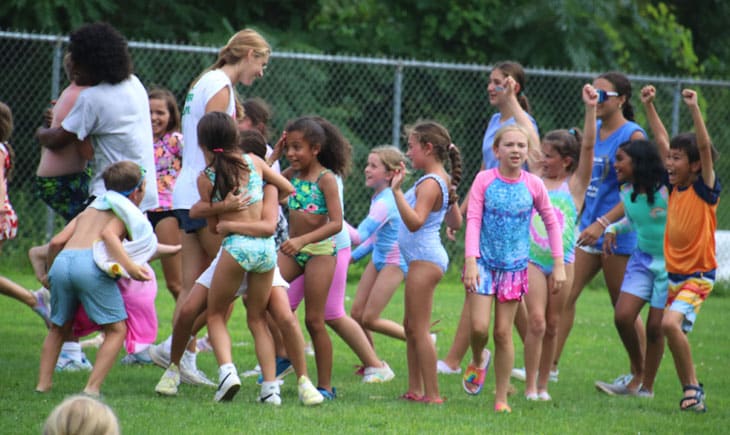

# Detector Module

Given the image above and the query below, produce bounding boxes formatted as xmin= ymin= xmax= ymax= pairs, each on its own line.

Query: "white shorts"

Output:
xmin=195 ymin=248 xmax=289 ymax=297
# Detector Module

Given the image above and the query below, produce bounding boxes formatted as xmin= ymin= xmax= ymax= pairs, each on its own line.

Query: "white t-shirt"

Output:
xmin=172 ymin=69 xmax=235 ymax=209
xmin=62 ymin=75 xmax=158 ymax=212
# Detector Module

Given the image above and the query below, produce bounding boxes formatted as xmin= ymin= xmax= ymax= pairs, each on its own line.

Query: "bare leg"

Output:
xmin=36 ymin=322 xmax=72 ymax=392
xmin=267 ymin=286 xmax=306 ymax=377
xmin=662 ymin=310 xmax=699 ymax=390
xmin=0 ymin=276 xmax=36 ymax=307
xmin=360 ymin=265 xmax=405 ymax=341
xmin=538 ymin=263 xmax=572 ymax=393
xmin=84 ymin=320 xmax=127 ymax=396
xmin=641 ymin=307 xmax=665 ymax=393
xmin=155 ymin=217 xmax=183 ymax=300
xmin=612 ymin=292 xmax=646 ymax=391
xmin=523 ymin=264 xmax=548 ymax=396
xmin=441 ymin=296 xmax=471 ymax=370
xmin=554 ymin=249 xmax=601 ymax=370
xmin=493 ymin=301 xmax=519 ymax=408
xmin=403 ymin=261 xmax=442 ymax=401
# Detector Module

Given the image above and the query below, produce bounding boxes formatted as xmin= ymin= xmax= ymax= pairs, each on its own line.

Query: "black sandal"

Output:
xmin=680 ymin=384 xmax=706 ymax=413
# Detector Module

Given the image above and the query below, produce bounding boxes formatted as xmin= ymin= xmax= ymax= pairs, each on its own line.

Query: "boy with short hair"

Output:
xmin=645 ymin=87 xmax=720 ymax=413
xmin=36 ymin=161 xmax=152 ymax=397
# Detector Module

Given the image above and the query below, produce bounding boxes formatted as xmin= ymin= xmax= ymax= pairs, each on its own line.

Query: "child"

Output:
xmin=594 ymin=138 xmax=668 ymax=398
xmin=463 ymin=124 xmax=565 ymax=413
xmin=147 ymin=87 xmax=184 ymax=300
xmin=644 ymin=87 xmax=720 ymax=412
xmin=276 ymin=116 xmax=371 ymax=399
xmin=392 ymin=120 xmax=462 ymax=404
xmin=348 ymin=146 xmax=408 ymax=344
xmin=556 ymin=72 xmax=646 ymax=386
xmin=195 ymin=112 xmax=293 ymax=404
xmin=34 ymin=52 xmax=93 ymax=221
xmin=36 ymin=161 xmax=152 ymax=397
xmin=43 ymin=394 xmax=120 ymax=435
xmin=519 ymin=84 xmax=597 ymax=401
xmin=154 ymin=127 xmax=323 ymax=406
xmin=0 ymin=102 xmax=50 ymax=326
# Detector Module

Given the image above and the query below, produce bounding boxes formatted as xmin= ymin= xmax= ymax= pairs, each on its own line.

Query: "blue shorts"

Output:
xmin=620 ymin=248 xmax=668 ymax=309
xmin=48 ymin=249 xmax=127 ymax=326
xmin=666 ymin=270 xmax=715 ymax=333
xmin=174 ymin=209 xmax=206 ymax=233
xmin=222 ymin=233 xmax=276 ymax=273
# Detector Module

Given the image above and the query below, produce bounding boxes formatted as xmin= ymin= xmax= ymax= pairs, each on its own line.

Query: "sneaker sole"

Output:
xmin=148 ymin=346 xmax=171 ymax=369
xmin=215 ymin=384 xmax=240 ymax=402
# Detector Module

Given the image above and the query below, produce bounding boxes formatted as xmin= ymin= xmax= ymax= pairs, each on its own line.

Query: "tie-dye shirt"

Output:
xmin=466 ymin=168 xmax=562 ymax=271
xmin=529 ymin=179 xmax=577 ymax=269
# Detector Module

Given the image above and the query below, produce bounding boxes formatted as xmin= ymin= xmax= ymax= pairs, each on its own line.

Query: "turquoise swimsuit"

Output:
xmin=287 ymin=170 xmax=336 ymax=266
xmin=208 ymin=154 xmax=275 ymax=273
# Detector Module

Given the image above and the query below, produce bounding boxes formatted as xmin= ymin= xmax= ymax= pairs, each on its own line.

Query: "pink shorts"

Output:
xmin=72 ymin=268 xmax=158 ymax=354
xmin=288 ymin=247 xmax=349 ymax=321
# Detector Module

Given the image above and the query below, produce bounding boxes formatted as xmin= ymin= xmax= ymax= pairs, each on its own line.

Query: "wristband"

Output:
xmin=596 ymin=216 xmax=609 ymax=229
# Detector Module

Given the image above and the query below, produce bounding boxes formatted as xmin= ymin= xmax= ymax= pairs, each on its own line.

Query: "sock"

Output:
xmin=182 ymin=350 xmax=196 ymax=367
xmin=61 ymin=341 xmax=82 ymax=361
xmin=162 ymin=335 xmax=173 ymax=353
xmin=219 ymin=363 xmax=236 ymax=379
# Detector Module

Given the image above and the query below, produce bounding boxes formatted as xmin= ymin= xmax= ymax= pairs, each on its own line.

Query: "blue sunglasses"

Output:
xmin=596 ymin=89 xmax=619 ymax=103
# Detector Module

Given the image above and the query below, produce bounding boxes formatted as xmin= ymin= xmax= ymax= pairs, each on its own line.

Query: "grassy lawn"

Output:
xmin=0 ymin=264 xmax=726 ymax=434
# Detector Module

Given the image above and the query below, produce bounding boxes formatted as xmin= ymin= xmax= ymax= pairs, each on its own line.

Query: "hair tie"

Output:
xmin=212 ymin=148 xmax=224 ymax=153
xmin=449 ymin=143 xmax=456 ymax=151
xmin=568 ymin=128 xmax=576 ymax=136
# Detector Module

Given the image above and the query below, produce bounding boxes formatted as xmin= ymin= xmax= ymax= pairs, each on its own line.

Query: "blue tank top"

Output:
xmin=579 ymin=120 xmax=644 ymax=254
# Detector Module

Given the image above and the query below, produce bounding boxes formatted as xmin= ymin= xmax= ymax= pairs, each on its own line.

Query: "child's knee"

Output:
xmin=493 ymin=326 xmax=512 ymax=346
xmin=528 ymin=314 xmax=546 ymax=336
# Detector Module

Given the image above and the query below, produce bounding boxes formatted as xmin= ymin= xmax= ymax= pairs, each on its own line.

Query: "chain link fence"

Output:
xmin=1 ymin=31 xmax=728 ymax=278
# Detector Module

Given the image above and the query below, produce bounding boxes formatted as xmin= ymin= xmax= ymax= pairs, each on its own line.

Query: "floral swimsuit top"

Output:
xmin=204 ymin=154 xmax=263 ymax=204
xmin=288 ymin=169 xmax=331 ymax=215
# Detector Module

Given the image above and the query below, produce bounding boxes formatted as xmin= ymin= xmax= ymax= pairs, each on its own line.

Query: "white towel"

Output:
xmin=89 ymin=190 xmax=157 ymax=278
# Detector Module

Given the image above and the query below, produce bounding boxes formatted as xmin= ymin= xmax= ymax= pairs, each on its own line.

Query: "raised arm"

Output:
xmin=392 ymin=172 xmax=442 ymax=232
xmin=256 ymin=155 xmax=295 ymax=201
xmin=503 ymin=76 xmax=541 ymax=171
xmin=571 ymin=84 xmax=598 ymax=209
xmin=640 ymin=85 xmax=670 ymax=159
xmin=683 ymin=89 xmax=715 ymax=188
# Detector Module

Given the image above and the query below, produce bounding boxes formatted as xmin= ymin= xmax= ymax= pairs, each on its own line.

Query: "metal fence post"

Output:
xmin=45 ymin=39 xmax=64 ymax=241
xmin=671 ymin=80 xmax=682 ymax=137
xmin=392 ymin=64 xmax=403 ymax=149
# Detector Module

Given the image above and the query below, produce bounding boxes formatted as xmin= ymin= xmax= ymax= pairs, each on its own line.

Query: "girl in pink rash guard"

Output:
xmin=462 ymin=124 xmax=566 ymax=413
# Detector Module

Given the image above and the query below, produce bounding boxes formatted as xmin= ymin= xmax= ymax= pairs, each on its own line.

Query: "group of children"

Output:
xmin=0 ymin=23 xmax=720 ymax=416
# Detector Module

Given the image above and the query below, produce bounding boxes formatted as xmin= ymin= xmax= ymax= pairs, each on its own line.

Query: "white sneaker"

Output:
xmin=362 ymin=361 xmax=395 ymax=383
xmin=240 ymin=364 xmax=262 ymax=378
xmin=148 ymin=343 xmax=171 ymax=368
xmin=214 ymin=370 xmax=241 ymax=402
xmin=180 ymin=352 xmax=215 ymax=386
xmin=258 ymin=382 xmax=282 ymax=406
xmin=549 ymin=369 xmax=559 ymax=383
xmin=155 ymin=364 xmax=181 ymax=396
xmin=436 ymin=360 xmax=461 ymax=375
xmin=55 ymin=352 xmax=93 ymax=372
xmin=511 ymin=367 xmax=526 ymax=381
xmin=297 ymin=376 xmax=324 ymax=406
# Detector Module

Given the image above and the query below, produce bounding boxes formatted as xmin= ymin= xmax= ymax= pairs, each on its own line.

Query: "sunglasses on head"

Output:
xmin=596 ymin=89 xmax=619 ymax=104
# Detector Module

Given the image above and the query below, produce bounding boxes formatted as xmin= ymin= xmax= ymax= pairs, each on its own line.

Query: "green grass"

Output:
xmin=0 ymin=265 xmax=726 ymax=434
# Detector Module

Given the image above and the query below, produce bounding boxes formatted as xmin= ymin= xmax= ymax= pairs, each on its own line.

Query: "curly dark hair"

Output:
xmin=617 ymin=139 xmax=664 ymax=205
xmin=69 ymin=22 xmax=132 ymax=85
xmin=285 ymin=116 xmax=352 ymax=176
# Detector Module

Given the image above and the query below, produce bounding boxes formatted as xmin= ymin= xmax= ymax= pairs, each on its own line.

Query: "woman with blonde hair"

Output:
xmin=149 ymin=28 xmax=271 ymax=385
